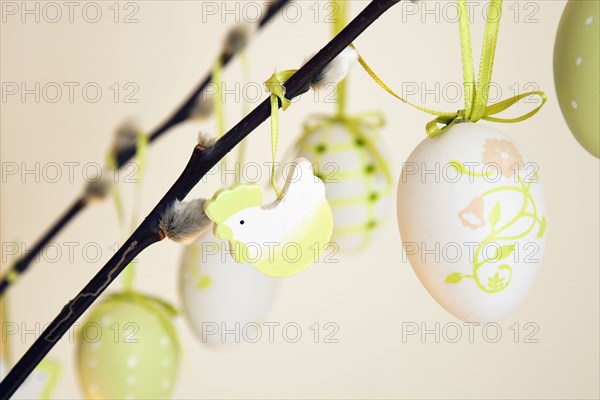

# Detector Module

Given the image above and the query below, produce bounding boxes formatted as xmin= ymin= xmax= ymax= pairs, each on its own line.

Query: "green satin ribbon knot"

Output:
xmin=356 ymin=0 xmax=546 ymax=137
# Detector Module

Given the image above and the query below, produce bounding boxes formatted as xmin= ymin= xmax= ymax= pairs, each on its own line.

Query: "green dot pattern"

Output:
xmin=76 ymin=293 xmax=180 ymax=400
xmin=554 ymin=0 xmax=599 ymax=157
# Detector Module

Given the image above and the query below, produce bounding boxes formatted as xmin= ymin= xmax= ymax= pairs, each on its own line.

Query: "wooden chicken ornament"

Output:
xmin=204 ymin=157 xmax=334 ymax=277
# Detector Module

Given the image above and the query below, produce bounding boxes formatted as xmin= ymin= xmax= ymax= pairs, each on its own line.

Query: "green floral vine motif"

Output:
xmin=445 ymin=138 xmax=547 ymax=294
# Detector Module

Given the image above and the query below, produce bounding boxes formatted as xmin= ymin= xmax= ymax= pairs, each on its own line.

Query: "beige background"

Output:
xmin=1 ymin=0 xmax=599 ymax=398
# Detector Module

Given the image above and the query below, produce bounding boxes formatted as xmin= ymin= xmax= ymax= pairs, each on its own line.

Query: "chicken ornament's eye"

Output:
xmin=239 ymin=220 xmax=245 ymax=225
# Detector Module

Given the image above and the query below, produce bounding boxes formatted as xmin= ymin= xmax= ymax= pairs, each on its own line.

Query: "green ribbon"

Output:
xmin=235 ymin=50 xmax=251 ymax=182
xmin=130 ymin=132 xmax=148 ymax=230
xmin=1 ymin=286 xmax=12 ymax=364
xmin=333 ymin=0 xmax=349 ymax=116
xmin=213 ymin=59 xmax=226 ymax=139
xmin=121 ymin=131 xmax=148 ymax=292
xmin=107 ymin=130 xmax=148 ymax=292
xmin=106 ymin=152 xmax=126 ymax=227
xmin=5 ymin=270 xmax=19 ymax=284
xmin=356 ymin=0 xmax=546 ymax=137
xmin=213 ymin=58 xmax=234 ymax=184
xmin=264 ymin=69 xmax=298 ymax=198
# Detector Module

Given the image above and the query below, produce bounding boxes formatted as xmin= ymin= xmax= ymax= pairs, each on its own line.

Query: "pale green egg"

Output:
xmin=554 ymin=0 xmax=599 ymax=158
xmin=76 ymin=292 xmax=180 ymax=400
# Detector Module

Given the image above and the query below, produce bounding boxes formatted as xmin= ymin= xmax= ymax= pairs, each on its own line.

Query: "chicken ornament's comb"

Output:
xmin=204 ymin=184 xmax=263 ymax=240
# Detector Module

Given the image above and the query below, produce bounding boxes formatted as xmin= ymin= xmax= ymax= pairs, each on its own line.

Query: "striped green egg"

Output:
xmin=76 ymin=292 xmax=180 ymax=400
xmin=554 ymin=0 xmax=599 ymax=157
xmin=296 ymin=116 xmax=393 ymax=253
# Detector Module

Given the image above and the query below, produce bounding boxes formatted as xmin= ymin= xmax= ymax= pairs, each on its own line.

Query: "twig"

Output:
xmin=0 ymin=0 xmax=401 ymax=397
xmin=0 ymin=198 xmax=85 ymax=295
xmin=0 ymin=0 xmax=291 ymax=297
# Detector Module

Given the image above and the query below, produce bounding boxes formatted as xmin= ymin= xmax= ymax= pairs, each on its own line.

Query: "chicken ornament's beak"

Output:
xmin=213 ymin=224 xmax=233 ymax=241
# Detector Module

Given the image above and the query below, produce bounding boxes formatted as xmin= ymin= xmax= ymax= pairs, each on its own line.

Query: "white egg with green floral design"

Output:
xmin=397 ymin=123 xmax=547 ymax=322
xmin=296 ymin=116 xmax=393 ymax=253
xmin=179 ymin=231 xmax=279 ymax=348
xmin=76 ymin=292 xmax=180 ymax=399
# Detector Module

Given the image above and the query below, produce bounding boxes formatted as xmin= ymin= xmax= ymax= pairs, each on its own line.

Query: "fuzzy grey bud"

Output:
xmin=310 ymin=46 xmax=358 ymax=92
xmin=159 ymin=199 xmax=211 ymax=243
xmin=223 ymin=24 xmax=253 ymax=56
xmin=189 ymin=89 xmax=215 ymax=120
xmin=197 ymin=131 xmax=217 ymax=148
xmin=113 ymin=119 xmax=142 ymax=154
xmin=84 ymin=171 xmax=114 ymax=203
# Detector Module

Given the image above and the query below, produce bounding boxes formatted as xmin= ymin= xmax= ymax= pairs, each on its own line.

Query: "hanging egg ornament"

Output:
xmin=179 ymin=231 xmax=279 ymax=348
xmin=296 ymin=116 xmax=393 ymax=253
xmin=76 ymin=292 xmax=180 ymax=399
xmin=554 ymin=0 xmax=599 ymax=157
xmin=397 ymin=123 xmax=547 ymax=322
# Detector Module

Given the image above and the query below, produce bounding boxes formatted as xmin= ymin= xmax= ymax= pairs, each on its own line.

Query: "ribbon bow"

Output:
xmin=298 ymin=112 xmax=393 ymax=186
xmin=356 ymin=0 xmax=546 ymax=138
xmin=301 ymin=112 xmax=385 ymax=133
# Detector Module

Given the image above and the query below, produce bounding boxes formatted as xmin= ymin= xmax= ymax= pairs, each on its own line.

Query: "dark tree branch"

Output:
xmin=0 ymin=0 xmax=291 ymax=298
xmin=0 ymin=0 xmax=401 ymax=397
xmin=0 ymin=198 xmax=85 ymax=295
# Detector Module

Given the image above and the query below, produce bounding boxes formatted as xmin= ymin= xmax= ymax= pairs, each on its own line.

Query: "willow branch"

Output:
xmin=0 ymin=0 xmax=291 ymax=297
xmin=0 ymin=0 xmax=401 ymax=397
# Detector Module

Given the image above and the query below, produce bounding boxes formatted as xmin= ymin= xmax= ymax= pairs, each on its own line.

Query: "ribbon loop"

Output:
xmin=354 ymin=0 xmax=546 ymax=137
xmin=264 ymin=69 xmax=298 ymax=198
xmin=481 ymin=91 xmax=547 ymax=123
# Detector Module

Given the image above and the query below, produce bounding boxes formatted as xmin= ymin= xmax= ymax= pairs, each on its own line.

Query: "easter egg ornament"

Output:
xmin=554 ymin=0 xmax=599 ymax=158
xmin=205 ymin=158 xmax=333 ymax=277
xmin=296 ymin=116 xmax=393 ymax=253
xmin=398 ymin=123 xmax=547 ymax=322
xmin=296 ymin=117 xmax=393 ymax=255
xmin=76 ymin=292 xmax=180 ymax=399
xmin=179 ymin=231 xmax=279 ymax=347
xmin=362 ymin=0 xmax=548 ymax=321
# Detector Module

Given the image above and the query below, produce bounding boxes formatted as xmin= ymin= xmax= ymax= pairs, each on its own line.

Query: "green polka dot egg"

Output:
xmin=554 ymin=0 xmax=599 ymax=158
xmin=76 ymin=292 xmax=180 ymax=399
xmin=296 ymin=116 xmax=393 ymax=253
